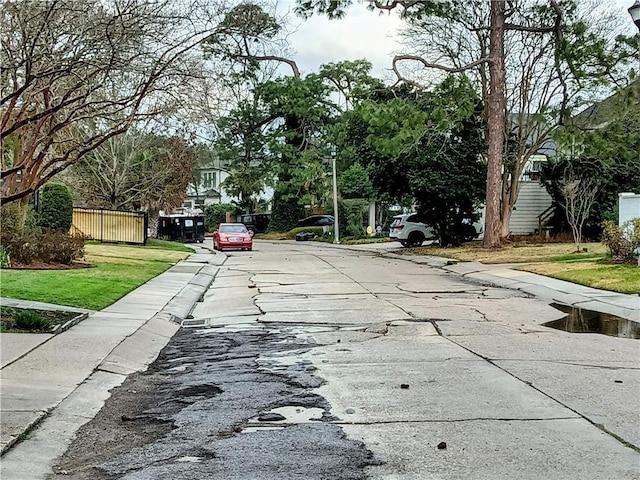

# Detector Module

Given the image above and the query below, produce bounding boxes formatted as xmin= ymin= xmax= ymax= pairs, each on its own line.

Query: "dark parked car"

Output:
xmin=236 ymin=213 xmax=270 ymax=236
xmin=295 ymin=231 xmax=317 ymax=241
xmin=296 ymin=215 xmax=334 ymax=227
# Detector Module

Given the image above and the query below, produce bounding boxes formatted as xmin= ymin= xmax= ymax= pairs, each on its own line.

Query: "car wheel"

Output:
xmin=248 ymin=247 xmax=252 ymax=251
xmin=408 ymin=231 xmax=425 ymax=247
xmin=461 ymin=225 xmax=476 ymax=243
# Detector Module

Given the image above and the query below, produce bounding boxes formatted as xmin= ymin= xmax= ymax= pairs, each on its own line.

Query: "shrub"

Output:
xmin=601 ymin=219 xmax=640 ymax=264
xmin=269 ymin=190 xmax=304 ymax=232
xmin=14 ymin=310 xmax=51 ymax=331
xmin=0 ymin=203 xmax=40 ymax=264
xmin=37 ymin=182 xmax=73 ymax=232
xmin=204 ymin=203 xmax=240 ymax=232
xmin=0 ymin=247 xmax=10 ymax=268
xmin=34 ymin=230 xmax=85 ymax=264
xmin=1 ymin=202 xmax=84 ymax=265
xmin=341 ymin=199 xmax=369 ymax=239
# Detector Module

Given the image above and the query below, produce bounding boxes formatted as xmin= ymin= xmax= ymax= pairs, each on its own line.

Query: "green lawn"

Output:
xmin=0 ymin=242 xmax=191 ymax=310
xmin=405 ymin=241 xmax=638 ymax=294
xmin=518 ymin=261 xmax=640 ymax=294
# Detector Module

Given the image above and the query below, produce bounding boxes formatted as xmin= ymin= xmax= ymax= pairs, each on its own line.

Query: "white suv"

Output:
xmin=389 ymin=213 xmax=436 ymax=247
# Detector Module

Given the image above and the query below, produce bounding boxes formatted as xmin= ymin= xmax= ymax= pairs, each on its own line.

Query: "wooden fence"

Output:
xmin=72 ymin=207 xmax=148 ymax=244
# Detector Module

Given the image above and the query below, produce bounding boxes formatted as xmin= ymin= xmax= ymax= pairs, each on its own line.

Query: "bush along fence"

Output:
xmin=72 ymin=207 xmax=148 ymax=245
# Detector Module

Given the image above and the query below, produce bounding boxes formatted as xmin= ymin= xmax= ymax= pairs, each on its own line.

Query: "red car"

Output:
xmin=213 ymin=223 xmax=253 ymax=251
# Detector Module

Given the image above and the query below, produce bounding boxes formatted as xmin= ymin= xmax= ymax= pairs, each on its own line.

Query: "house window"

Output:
xmin=521 ymin=157 xmax=546 ymax=181
xmin=530 ymin=160 xmax=543 ymax=173
xmin=202 ymin=171 xmax=216 ymax=188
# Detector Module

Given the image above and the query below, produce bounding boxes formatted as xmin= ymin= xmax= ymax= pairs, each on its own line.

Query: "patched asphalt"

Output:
xmin=49 ymin=324 xmax=380 ymax=479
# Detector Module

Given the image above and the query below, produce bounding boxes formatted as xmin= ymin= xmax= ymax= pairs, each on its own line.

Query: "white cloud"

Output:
xmin=284 ymin=3 xmax=402 ymax=79
xmin=278 ymin=0 xmax=637 ymax=81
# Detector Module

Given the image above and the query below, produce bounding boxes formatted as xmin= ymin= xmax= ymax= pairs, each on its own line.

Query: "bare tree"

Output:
xmin=558 ymin=166 xmax=600 ymax=252
xmin=67 ymin=133 xmax=196 ymax=212
xmin=0 ymin=0 xmax=227 ymax=205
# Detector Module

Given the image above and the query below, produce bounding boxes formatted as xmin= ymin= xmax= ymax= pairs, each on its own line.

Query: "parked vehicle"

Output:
xmin=213 ymin=223 xmax=253 ymax=251
xmin=296 ymin=215 xmax=334 ymax=227
xmin=389 ymin=213 xmax=436 ymax=247
xmin=295 ymin=231 xmax=317 ymax=241
xmin=236 ymin=213 xmax=270 ymax=236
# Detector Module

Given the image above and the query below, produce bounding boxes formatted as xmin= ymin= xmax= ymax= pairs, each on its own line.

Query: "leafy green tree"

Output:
xmin=338 ymin=164 xmax=375 ymax=200
xmin=341 ymin=76 xmax=486 ymax=245
xmin=204 ymin=203 xmax=240 ymax=231
xmin=214 ymin=100 xmax=274 ymax=213
xmin=295 ymin=0 xmax=638 ymax=247
xmin=543 ymin=81 xmax=640 ymax=239
xmin=37 ymin=183 xmax=73 ymax=232
xmin=260 ymin=74 xmax=334 ymax=231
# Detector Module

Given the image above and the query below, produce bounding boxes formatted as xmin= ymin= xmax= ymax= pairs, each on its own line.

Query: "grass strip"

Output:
xmin=517 ymin=261 xmax=640 ymax=294
xmin=1 ymin=243 xmax=190 ymax=310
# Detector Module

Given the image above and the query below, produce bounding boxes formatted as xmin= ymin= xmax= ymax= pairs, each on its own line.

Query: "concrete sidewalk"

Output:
xmin=0 ymin=244 xmax=221 ymax=456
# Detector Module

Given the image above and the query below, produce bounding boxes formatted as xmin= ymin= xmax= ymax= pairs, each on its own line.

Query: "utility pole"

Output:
xmin=332 ymin=148 xmax=340 ymax=244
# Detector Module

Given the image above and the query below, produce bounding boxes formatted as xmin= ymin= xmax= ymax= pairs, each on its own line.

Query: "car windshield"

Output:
xmin=220 ymin=225 xmax=247 ymax=233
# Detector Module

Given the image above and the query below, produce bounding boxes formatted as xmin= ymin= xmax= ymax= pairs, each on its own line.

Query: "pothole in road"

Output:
xmin=247 ymin=406 xmax=325 ymax=426
xmin=545 ymin=303 xmax=640 ymax=339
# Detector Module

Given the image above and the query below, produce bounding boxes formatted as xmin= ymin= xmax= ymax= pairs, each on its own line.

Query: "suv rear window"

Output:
xmin=406 ymin=214 xmax=429 ymax=224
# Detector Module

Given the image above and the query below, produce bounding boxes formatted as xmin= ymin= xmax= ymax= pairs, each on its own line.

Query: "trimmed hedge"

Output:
xmin=37 ymin=182 xmax=73 ymax=232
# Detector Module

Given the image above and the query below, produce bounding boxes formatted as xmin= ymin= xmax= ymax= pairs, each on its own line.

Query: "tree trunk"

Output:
xmin=147 ymin=208 xmax=160 ymax=239
xmin=500 ymin=201 xmax=513 ymax=238
xmin=483 ymin=0 xmax=506 ymax=249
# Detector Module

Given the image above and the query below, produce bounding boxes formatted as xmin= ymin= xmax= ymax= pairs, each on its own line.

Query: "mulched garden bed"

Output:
xmin=7 ymin=261 xmax=94 ymax=270
xmin=0 ymin=306 xmax=83 ymax=333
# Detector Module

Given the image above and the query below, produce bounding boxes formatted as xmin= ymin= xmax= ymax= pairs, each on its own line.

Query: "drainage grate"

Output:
xmin=180 ymin=318 xmax=210 ymax=328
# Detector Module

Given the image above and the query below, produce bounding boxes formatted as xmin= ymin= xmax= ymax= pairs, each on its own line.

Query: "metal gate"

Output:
xmin=72 ymin=207 xmax=148 ymax=244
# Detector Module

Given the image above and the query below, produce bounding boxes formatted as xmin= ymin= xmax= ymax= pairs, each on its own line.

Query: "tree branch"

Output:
xmin=391 ymin=54 xmax=489 ymax=88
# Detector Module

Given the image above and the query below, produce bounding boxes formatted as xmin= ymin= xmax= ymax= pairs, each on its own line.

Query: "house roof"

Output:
xmin=571 ymin=80 xmax=640 ymax=130
xmin=187 ymin=188 xmax=220 ymax=199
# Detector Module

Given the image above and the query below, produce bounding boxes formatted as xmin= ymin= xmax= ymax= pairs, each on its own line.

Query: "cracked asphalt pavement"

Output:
xmin=51 ymin=241 xmax=639 ymax=479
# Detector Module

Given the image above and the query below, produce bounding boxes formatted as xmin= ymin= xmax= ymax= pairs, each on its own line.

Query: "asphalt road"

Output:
xmin=49 ymin=241 xmax=640 ymax=479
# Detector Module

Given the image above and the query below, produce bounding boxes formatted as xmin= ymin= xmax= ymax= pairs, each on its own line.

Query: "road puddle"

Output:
xmin=545 ymin=303 xmax=640 ymax=339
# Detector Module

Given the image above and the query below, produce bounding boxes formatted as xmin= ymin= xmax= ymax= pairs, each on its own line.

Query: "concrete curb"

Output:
xmin=163 ymin=265 xmax=219 ymax=322
xmin=50 ymin=312 xmax=89 ymax=335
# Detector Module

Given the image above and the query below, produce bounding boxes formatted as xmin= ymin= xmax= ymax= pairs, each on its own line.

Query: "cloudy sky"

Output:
xmin=282 ymin=0 xmax=638 ymax=81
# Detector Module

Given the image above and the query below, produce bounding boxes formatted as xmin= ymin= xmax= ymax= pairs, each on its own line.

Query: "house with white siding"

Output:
xmin=508 ymin=138 xmax=555 ymax=236
xmin=619 ymin=192 xmax=640 ymax=226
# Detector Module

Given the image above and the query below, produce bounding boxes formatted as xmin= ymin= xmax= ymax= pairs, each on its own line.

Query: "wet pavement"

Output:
xmin=545 ymin=303 xmax=640 ymax=339
xmin=2 ymin=240 xmax=639 ymax=479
